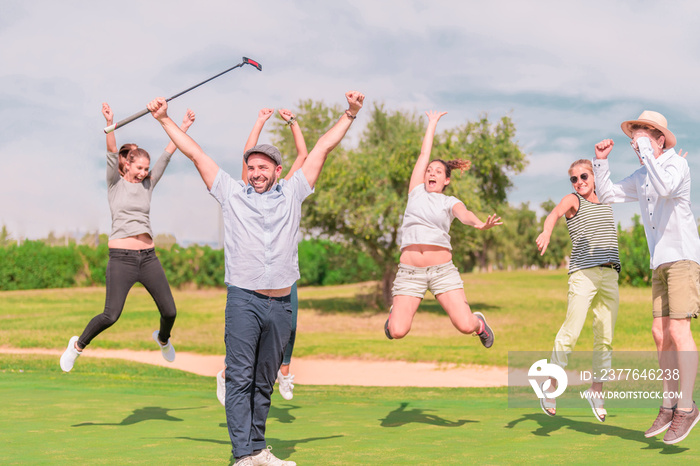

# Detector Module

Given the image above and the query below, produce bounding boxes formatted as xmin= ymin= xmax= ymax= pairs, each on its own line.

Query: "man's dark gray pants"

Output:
xmin=224 ymin=285 xmax=293 ymax=459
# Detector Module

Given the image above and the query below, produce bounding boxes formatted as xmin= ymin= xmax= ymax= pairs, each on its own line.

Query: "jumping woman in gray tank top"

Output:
xmin=59 ymin=102 xmax=195 ymax=372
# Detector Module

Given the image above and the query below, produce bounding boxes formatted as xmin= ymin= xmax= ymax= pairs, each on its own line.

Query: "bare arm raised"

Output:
xmin=165 ymin=109 xmax=196 ymax=155
xmin=535 ymin=194 xmax=578 ymax=255
xmin=102 ymin=103 xmax=117 ymax=154
xmin=241 ymin=108 xmax=274 ymax=182
xmin=147 ymin=97 xmax=219 ymax=190
xmin=301 ymin=91 xmax=364 ymax=188
xmin=279 ymin=109 xmax=309 ymax=180
xmin=409 ymin=111 xmax=448 ymax=192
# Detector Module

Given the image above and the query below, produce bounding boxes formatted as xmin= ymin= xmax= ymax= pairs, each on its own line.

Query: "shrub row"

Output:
xmin=0 ymin=239 xmax=380 ymax=291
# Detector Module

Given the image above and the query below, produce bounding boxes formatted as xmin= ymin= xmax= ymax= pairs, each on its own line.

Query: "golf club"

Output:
xmin=103 ymin=57 xmax=262 ymax=134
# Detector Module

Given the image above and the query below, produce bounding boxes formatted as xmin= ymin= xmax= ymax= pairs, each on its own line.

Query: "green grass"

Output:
xmin=2 ymin=354 xmax=698 ymax=465
xmin=1 ymin=270 xmax=694 ymax=367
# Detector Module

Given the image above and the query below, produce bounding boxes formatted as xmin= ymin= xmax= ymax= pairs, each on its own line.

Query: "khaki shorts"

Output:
xmin=391 ymin=261 xmax=464 ymax=299
xmin=652 ymin=260 xmax=700 ymax=319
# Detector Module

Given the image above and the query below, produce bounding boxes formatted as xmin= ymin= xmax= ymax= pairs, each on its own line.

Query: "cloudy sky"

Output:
xmin=2 ymin=1 xmax=699 ymax=245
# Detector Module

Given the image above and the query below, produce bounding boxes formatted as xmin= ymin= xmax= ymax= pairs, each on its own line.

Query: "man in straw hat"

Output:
xmin=592 ymin=110 xmax=700 ymax=445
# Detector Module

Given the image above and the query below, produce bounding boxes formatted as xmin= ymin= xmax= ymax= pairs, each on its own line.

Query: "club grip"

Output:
xmin=103 ymin=108 xmax=150 ymax=134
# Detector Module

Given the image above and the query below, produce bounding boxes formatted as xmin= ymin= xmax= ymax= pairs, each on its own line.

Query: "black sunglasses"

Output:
xmin=569 ymin=173 xmax=589 ymax=184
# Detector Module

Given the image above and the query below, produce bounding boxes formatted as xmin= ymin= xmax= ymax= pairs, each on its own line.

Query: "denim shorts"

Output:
xmin=391 ymin=261 xmax=464 ymax=298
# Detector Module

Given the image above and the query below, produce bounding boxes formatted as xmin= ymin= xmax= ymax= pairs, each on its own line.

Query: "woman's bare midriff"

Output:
xmin=400 ymin=244 xmax=452 ymax=267
xmin=108 ymin=233 xmax=154 ymax=250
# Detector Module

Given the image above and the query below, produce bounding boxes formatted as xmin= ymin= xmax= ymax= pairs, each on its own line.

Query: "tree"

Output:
xmin=534 ymin=199 xmax=571 ymax=269
xmin=271 ymin=102 xmax=528 ymax=306
xmin=617 ymin=214 xmax=651 ymax=286
xmin=444 ymin=115 xmax=529 ymax=270
xmin=0 ymin=225 xmax=12 ymax=247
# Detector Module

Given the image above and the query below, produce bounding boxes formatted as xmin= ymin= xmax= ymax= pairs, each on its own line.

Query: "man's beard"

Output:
xmin=251 ymin=175 xmax=277 ymax=193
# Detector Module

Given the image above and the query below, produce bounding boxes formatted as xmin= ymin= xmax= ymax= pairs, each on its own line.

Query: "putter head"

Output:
xmin=242 ymin=57 xmax=262 ymax=71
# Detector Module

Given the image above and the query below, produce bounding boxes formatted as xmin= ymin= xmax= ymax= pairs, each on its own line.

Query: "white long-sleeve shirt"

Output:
xmin=592 ymin=137 xmax=700 ymax=270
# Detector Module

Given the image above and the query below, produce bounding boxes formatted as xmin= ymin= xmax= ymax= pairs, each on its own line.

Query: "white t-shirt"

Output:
xmin=399 ymin=184 xmax=463 ymax=251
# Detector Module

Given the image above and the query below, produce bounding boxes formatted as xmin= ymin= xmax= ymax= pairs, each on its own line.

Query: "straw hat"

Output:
xmin=621 ymin=110 xmax=676 ymax=149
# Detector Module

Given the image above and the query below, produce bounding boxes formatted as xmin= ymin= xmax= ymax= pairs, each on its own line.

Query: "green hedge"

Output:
xmin=0 ymin=241 xmax=84 ymax=290
xmin=0 ymin=239 xmax=380 ymax=290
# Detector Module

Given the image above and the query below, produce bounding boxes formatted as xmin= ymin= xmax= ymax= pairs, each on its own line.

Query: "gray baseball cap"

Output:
xmin=243 ymin=144 xmax=282 ymax=166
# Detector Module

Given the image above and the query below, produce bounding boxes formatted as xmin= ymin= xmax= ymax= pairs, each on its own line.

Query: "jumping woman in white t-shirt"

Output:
xmin=384 ymin=111 xmax=501 ymax=347
xmin=59 ymin=102 xmax=195 ymax=372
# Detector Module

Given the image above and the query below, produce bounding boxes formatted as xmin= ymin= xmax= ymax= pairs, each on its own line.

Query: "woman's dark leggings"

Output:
xmin=281 ymin=282 xmax=298 ymax=365
xmin=77 ymin=248 xmax=177 ymax=349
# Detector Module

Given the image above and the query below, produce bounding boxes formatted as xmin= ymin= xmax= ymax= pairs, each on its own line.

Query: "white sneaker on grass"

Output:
xmin=250 ymin=446 xmax=296 ymax=466
xmin=216 ymin=369 xmax=226 ymax=406
xmin=233 ymin=456 xmax=254 ymax=466
xmin=152 ymin=330 xmax=176 ymax=362
xmin=60 ymin=336 xmax=81 ymax=372
xmin=277 ymin=369 xmax=295 ymax=401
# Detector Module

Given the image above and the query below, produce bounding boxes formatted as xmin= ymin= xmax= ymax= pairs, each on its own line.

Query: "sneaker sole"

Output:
xmin=60 ymin=336 xmax=81 ymax=372
xmin=152 ymin=330 xmax=176 ymax=362
xmin=644 ymin=421 xmax=672 ymax=438
xmin=663 ymin=411 xmax=700 ymax=444
xmin=216 ymin=370 xmax=226 ymax=407
xmin=584 ymin=390 xmax=606 ymax=422
xmin=473 ymin=312 xmax=494 ymax=348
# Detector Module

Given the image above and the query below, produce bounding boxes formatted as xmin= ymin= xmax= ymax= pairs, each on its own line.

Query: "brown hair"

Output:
xmin=118 ymin=143 xmax=138 ymax=176
xmin=430 ymin=159 xmax=472 ymax=192
xmin=431 ymin=159 xmax=472 ymax=178
xmin=125 ymin=148 xmax=151 ymax=180
xmin=629 ymin=123 xmax=665 ymax=144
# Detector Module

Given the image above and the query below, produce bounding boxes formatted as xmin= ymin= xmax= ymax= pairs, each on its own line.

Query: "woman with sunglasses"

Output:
xmin=535 ymin=159 xmax=620 ymax=421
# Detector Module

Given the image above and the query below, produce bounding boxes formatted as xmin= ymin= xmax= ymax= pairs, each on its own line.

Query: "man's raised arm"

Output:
xmin=301 ymin=91 xmax=364 ymax=188
xmin=147 ymin=97 xmax=219 ymax=190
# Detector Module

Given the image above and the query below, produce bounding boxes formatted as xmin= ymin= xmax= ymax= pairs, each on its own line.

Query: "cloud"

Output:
xmin=2 ymin=1 xmax=700 ymax=241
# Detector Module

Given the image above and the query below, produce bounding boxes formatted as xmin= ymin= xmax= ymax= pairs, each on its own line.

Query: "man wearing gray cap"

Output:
xmin=148 ymin=91 xmax=365 ymax=465
xmin=593 ymin=111 xmax=700 ymax=445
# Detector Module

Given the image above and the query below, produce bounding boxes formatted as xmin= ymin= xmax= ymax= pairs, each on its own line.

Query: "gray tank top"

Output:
xmin=106 ymin=150 xmax=172 ymax=240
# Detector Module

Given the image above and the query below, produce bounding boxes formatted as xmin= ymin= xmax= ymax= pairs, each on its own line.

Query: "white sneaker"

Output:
xmin=152 ymin=330 xmax=176 ymax=362
xmin=60 ymin=336 xmax=81 ymax=372
xmin=277 ymin=369 xmax=295 ymax=401
xmin=234 ymin=456 xmax=254 ymax=466
xmin=250 ymin=446 xmax=296 ymax=466
xmin=216 ymin=369 xmax=226 ymax=406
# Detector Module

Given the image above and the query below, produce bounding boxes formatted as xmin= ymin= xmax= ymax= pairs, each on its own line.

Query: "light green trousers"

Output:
xmin=551 ymin=267 xmax=619 ymax=382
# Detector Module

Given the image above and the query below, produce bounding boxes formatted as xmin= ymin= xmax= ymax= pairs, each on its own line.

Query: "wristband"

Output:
xmin=286 ymin=116 xmax=296 ymax=126
xmin=345 ymin=110 xmax=357 ymax=120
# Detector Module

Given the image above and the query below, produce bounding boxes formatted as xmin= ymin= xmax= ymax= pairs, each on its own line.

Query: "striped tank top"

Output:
xmin=566 ymin=193 xmax=621 ymax=274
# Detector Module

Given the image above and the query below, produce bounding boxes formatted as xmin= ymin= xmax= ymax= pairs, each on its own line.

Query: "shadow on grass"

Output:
xmin=72 ymin=406 xmax=205 ymax=427
xmin=505 ymin=413 xmax=689 ymax=453
xmin=217 ymin=404 xmax=301 ymax=430
xmin=269 ymin=404 xmax=301 ymax=424
xmin=380 ymin=402 xmax=476 ymax=428
xmin=157 ymin=434 xmax=343 ymax=464
xmin=301 ymin=296 xmax=499 ymax=315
